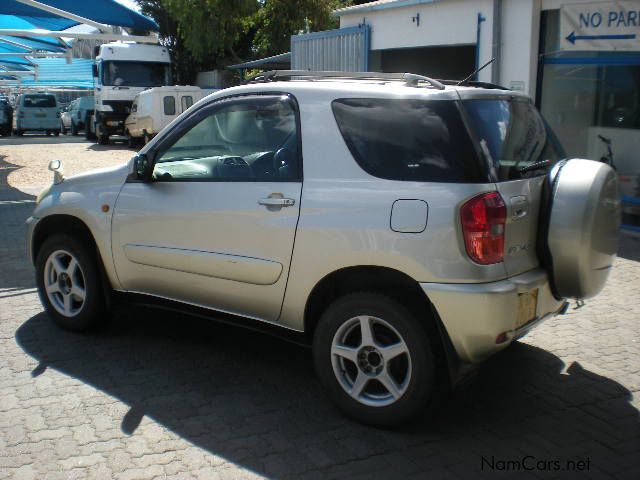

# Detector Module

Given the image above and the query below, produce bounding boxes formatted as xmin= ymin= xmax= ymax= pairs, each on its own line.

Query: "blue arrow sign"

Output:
xmin=566 ymin=31 xmax=637 ymax=44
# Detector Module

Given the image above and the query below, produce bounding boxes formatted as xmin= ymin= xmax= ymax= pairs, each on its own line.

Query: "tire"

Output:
xmin=15 ymin=129 xmax=23 ymax=136
xmin=35 ymin=234 xmax=109 ymax=332
xmin=313 ymin=292 xmax=435 ymax=427
xmin=126 ymin=131 xmax=136 ymax=149
xmin=540 ymin=159 xmax=619 ymax=299
xmin=85 ymin=113 xmax=96 ymax=140
xmin=98 ymin=133 xmax=109 ymax=145
xmin=54 ymin=130 xmax=60 ymax=137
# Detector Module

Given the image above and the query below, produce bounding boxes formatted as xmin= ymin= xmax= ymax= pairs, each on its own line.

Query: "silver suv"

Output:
xmin=27 ymin=71 xmax=619 ymax=426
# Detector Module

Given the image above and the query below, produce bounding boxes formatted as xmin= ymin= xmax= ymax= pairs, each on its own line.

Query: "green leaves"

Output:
xmin=137 ymin=0 xmax=357 ymax=77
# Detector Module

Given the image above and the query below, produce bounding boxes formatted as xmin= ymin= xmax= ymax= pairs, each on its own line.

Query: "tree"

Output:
xmin=252 ymin=0 xmax=345 ymax=58
xmin=162 ymin=0 xmax=258 ymax=66
xmin=136 ymin=0 xmax=200 ymax=84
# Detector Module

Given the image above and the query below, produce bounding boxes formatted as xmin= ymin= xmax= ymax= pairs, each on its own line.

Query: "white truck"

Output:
xmin=124 ymin=85 xmax=203 ymax=146
xmin=87 ymin=42 xmax=171 ymax=145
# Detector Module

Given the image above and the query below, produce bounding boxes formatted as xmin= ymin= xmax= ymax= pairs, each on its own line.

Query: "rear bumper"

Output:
xmin=421 ymin=269 xmax=567 ymax=364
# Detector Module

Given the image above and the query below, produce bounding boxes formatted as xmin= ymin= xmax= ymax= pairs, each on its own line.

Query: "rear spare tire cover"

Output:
xmin=545 ymin=159 xmax=620 ymax=299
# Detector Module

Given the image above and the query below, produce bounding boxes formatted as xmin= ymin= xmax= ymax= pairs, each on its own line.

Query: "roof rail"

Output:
xmin=244 ymin=70 xmax=446 ymax=90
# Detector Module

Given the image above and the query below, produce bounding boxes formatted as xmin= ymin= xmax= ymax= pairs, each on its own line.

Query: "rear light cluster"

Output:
xmin=460 ymin=192 xmax=506 ymax=265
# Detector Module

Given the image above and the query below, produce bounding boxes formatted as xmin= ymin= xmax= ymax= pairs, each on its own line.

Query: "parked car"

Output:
xmin=27 ymin=71 xmax=620 ymax=427
xmin=124 ymin=86 xmax=203 ymax=146
xmin=60 ymin=102 xmax=73 ymax=135
xmin=0 ymin=98 xmax=12 ymax=136
xmin=13 ymin=93 xmax=60 ymax=136
xmin=69 ymin=95 xmax=93 ymax=135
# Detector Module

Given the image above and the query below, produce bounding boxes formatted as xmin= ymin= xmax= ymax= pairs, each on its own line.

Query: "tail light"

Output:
xmin=460 ymin=192 xmax=506 ymax=265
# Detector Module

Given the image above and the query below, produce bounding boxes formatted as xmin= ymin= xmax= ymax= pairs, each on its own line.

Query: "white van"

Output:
xmin=13 ymin=93 xmax=61 ymax=136
xmin=124 ymin=86 xmax=203 ymax=145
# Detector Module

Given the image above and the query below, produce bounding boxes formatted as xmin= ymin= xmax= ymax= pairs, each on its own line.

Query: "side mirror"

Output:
xmin=134 ymin=154 xmax=152 ymax=181
xmin=48 ymin=159 xmax=64 ymax=184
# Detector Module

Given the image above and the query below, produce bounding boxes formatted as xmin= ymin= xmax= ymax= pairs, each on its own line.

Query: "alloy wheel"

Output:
xmin=44 ymin=249 xmax=86 ymax=317
xmin=331 ymin=315 xmax=412 ymax=407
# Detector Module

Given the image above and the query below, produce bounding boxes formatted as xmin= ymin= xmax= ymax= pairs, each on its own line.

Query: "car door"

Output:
xmin=111 ymin=94 xmax=303 ymax=322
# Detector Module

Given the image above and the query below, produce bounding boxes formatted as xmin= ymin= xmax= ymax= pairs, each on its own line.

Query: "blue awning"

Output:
xmin=0 ymin=58 xmax=94 ymax=89
xmin=0 ymin=0 xmax=158 ymax=31
xmin=0 ymin=1 xmax=158 ymax=81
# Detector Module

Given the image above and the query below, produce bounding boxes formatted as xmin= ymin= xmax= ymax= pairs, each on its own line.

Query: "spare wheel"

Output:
xmin=541 ymin=159 xmax=620 ymax=299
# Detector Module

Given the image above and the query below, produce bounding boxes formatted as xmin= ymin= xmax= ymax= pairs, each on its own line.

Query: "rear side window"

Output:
xmin=181 ymin=96 xmax=193 ymax=111
xmin=23 ymin=95 xmax=56 ymax=108
xmin=462 ymin=99 xmax=565 ymax=181
xmin=163 ymin=95 xmax=176 ymax=115
xmin=332 ymin=98 xmax=486 ymax=183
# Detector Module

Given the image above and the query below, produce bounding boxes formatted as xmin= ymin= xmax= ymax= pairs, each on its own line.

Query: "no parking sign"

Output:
xmin=561 ymin=0 xmax=640 ymax=51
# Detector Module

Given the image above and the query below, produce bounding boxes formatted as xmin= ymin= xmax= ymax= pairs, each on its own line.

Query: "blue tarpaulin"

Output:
xmin=0 ymin=1 xmax=158 ymax=31
xmin=0 ymin=0 xmax=158 ymax=87
xmin=1 ymin=58 xmax=94 ymax=88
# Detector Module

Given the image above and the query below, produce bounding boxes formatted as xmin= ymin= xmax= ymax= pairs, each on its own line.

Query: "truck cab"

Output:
xmin=89 ymin=42 xmax=171 ymax=145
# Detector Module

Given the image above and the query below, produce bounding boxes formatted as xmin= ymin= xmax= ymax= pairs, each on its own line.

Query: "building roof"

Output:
xmin=333 ymin=0 xmax=441 ymax=17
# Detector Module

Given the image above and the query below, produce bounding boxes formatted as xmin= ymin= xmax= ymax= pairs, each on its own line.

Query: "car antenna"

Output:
xmin=457 ymin=58 xmax=496 ymax=86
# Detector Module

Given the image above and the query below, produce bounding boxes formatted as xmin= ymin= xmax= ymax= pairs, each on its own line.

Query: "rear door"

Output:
xmin=459 ymin=94 xmax=565 ymax=277
xmin=179 ymin=92 xmax=195 ymax=114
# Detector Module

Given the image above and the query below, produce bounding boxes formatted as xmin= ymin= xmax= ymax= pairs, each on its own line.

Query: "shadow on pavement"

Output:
xmin=0 ymin=155 xmax=37 ymax=290
xmin=618 ymin=232 xmax=640 ymax=262
xmin=16 ymin=307 xmax=640 ymax=478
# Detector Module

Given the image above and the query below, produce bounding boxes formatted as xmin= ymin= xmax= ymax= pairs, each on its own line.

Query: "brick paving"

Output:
xmin=1 ymin=149 xmax=639 ymax=479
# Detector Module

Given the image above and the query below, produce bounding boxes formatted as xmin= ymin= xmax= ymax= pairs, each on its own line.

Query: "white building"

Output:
xmin=293 ymin=0 xmax=640 ymax=202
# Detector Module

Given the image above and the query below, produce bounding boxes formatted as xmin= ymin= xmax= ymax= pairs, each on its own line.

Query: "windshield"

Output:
xmin=102 ymin=61 xmax=170 ymax=87
xmin=23 ymin=95 xmax=56 ymax=108
xmin=462 ymin=98 xmax=565 ymax=181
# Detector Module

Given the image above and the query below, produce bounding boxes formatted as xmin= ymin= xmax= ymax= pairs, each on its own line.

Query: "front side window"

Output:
xmin=332 ymin=98 xmax=485 ymax=182
xmin=153 ymin=95 xmax=300 ymax=181
xmin=23 ymin=95 xmax=56 ymax=108
xmin=163 ymin=96 xmax=176 ymax=115
xmin=181 ymin=96 xmax=193 ymax=111
xmin=102 ymin=61 xmax=170 ymax=87
xmin=462 ymin=99 xmax=565 ymax=181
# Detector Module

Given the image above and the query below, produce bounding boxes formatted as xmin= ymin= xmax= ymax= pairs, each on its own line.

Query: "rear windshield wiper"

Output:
xmin=518 ymin=159 xmax=551 ymax=174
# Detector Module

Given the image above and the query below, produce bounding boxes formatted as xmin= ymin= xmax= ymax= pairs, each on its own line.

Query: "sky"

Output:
xmin=115 ymin=0 xmax=141 ymax=13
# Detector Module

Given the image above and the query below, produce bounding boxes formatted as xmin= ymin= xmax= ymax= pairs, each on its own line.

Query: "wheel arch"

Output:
xmin=32 ymin=215 xmax=96 ymax=263
xmin=303 ymin=265 xmax=460 ymax=387
xmin=32 ymin=214 xmax=114 ymax=302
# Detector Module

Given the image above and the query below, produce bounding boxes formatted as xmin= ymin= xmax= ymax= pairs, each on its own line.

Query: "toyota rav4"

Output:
xmin=27 ymin=71 xmax=620 ymax=427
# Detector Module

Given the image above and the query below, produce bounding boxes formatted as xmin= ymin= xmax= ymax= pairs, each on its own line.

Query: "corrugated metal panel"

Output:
xmin=196 ymin=70 xmax=225 ymax=89
xmin=291 ymin=25 xmax=370 ymax=72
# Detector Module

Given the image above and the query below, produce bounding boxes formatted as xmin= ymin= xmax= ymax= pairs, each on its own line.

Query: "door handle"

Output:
xmin=258 ymin=197 xmax=295 ymax=207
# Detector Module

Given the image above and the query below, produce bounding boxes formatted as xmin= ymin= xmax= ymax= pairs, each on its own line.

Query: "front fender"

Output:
xmin=30 ymin=165 xmax=129 ymax=289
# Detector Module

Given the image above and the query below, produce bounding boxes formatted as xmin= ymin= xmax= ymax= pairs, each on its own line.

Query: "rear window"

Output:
xmin=23 ymin=95 xmax=56 ymax=108
xmin=332 ymin=98 xmax=486 ymax=183
xmin=462 ymin=99 xmax=565 ymax=181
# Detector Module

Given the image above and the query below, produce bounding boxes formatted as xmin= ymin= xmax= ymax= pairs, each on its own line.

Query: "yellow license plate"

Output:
xmin=516 ymin=289 xmax=538 ymax=328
